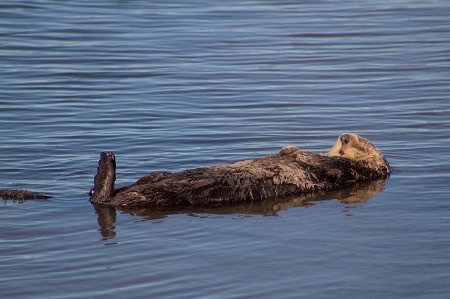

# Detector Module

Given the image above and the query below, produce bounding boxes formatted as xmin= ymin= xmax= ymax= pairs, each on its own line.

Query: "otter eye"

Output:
xmin=340 ymin=134 xmax=349 ymax=145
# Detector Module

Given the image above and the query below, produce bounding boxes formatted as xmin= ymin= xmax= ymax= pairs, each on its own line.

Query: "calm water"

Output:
xmin=1 ymin=0 xmax=450 ymax=298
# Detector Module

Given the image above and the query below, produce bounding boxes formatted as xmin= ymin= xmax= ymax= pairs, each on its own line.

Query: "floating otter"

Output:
xmin=89 ymin=133 xmax=391 ymax=208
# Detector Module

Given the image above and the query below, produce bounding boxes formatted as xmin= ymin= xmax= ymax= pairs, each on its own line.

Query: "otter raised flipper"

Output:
xmin=90 ymin=133 xmax=391 ymax=209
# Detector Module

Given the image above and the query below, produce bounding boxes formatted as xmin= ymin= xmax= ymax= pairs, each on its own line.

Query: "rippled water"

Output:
xmin=1 ymin=0 xmax=450 ymax=298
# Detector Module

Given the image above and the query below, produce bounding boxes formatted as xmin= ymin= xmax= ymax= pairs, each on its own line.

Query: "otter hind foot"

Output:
xmin=89 ymin=151 xmax=117 ymax=205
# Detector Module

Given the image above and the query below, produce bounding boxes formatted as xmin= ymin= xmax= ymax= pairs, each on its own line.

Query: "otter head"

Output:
xmin=89 ymin=152 xmax=116 ymax=204
xmin=328 ymin=133 xmax=391 ymax=176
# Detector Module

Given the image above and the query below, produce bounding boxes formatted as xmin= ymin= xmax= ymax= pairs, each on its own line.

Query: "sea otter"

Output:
xmin=89 ymin=133 xmax=391 ymax=208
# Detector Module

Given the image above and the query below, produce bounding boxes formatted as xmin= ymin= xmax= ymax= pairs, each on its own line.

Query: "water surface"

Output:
xmin=1 ymin=0 xmax=450 ymax=298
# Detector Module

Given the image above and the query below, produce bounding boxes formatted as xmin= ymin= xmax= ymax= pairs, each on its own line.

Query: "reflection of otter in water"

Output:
xmin=95 ymin=179 xmax=386 ymax=238
xmin=90 ymin=133 xmax=391 ymax=209
xmin=130 ymin=179 xmax=386 ymax=218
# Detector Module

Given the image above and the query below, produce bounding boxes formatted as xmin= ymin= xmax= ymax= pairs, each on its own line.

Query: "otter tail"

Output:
xmin=89 ymin=152 xmax=117 ymax=205
xmin=0 ymin=189 xmax=51 ymax=200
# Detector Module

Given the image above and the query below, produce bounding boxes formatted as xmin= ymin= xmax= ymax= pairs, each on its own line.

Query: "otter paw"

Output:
xmin=278 ymin=145 xmax=301 ymax=156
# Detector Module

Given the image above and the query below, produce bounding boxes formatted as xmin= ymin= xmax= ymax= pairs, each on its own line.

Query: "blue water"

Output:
xmin=1 ymin=0 xmax=450 ymax=298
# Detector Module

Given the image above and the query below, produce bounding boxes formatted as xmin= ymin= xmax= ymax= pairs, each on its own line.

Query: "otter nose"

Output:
xmin=340 ymin=134 xmax=349 ymax=145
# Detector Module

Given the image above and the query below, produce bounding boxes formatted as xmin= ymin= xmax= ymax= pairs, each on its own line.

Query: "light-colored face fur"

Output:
xmin=328 ymin=133 xmax=391 ymax=173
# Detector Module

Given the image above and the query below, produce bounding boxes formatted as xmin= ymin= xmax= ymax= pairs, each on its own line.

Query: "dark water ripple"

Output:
xmin=1 ymin=0 xmax=450 ymax=298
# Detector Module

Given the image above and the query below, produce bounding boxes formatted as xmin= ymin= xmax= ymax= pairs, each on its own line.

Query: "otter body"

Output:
xmin=90 ymin=133 xmax=391 ymax=208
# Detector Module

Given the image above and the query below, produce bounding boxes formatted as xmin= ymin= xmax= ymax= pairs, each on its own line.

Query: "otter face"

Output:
xmin=90 ymin=152 xmax=116 ymax=203
xmin=328 ymin=133 xmax=391 ymax=175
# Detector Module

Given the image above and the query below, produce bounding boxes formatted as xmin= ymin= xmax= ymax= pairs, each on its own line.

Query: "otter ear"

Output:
xmin=340 ymin=134 xmax=350 ymax=145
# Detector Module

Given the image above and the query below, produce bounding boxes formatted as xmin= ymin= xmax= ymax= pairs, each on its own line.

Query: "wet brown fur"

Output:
xmin=0 ymin=189 xmax=50 ymax=200
xmin=90 ymin=133 xmax=391 ymax=208
xmin=328 ymin=133 xmax=391 ymax=174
